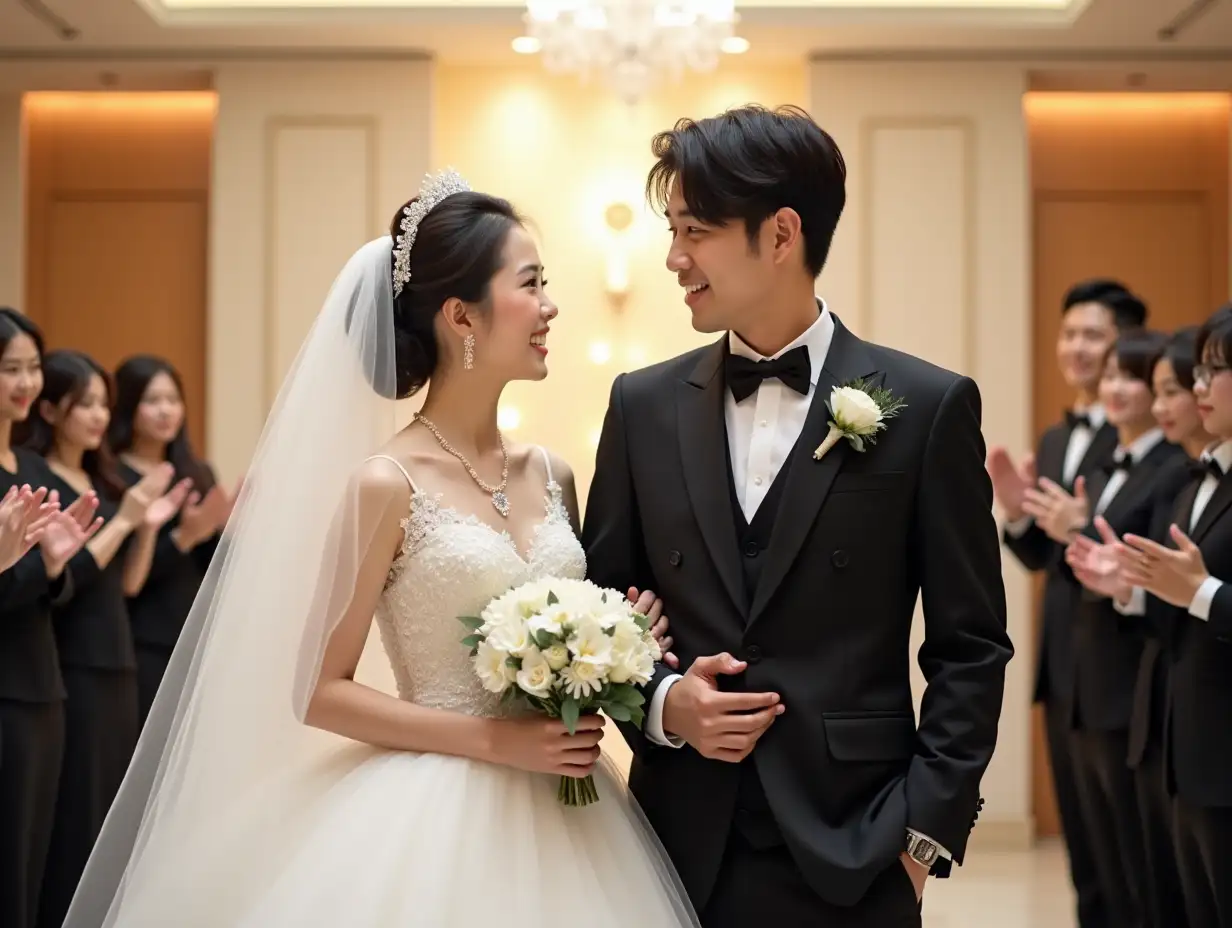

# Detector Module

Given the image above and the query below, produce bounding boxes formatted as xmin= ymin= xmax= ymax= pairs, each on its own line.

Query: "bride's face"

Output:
xmin=476 ymin=225 xmax=558 ymax=384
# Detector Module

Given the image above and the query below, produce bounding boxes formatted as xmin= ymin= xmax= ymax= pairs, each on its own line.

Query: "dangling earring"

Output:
xmin=463 ymin=333 xmax=475 ymax=371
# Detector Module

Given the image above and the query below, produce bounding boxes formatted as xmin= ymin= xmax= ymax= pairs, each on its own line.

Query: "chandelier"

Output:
xmin=524 ymin=0 xmax=739 ymax=105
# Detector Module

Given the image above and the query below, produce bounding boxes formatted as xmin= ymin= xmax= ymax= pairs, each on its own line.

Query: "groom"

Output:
xmin=582 ymin=105 xmax=1013 ymax=927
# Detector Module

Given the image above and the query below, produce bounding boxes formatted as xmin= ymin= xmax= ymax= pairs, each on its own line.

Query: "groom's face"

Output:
xmin=664 ymin=184 xmax=774 ymax=334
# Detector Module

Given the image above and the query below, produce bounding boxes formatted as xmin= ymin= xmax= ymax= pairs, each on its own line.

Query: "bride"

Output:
xmin=63 ymin=171 xmax=698 ymax=927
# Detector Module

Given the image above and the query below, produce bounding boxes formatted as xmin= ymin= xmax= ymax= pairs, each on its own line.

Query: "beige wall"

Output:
xmin=207 ymin=61 xmax=433 ymax=481
xmin=0 ymin=93 xmax=23 ymax=309
xmin=812 ymin=62 xmax=1033 ymax=845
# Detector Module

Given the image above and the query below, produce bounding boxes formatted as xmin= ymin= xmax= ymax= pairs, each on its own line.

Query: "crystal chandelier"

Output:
xmin=524 ymin=0 xmax=739 ymax=105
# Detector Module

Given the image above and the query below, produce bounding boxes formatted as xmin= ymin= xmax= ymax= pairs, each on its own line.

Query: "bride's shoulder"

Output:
xmin=508 ymin=442 xmax=575 ymax=489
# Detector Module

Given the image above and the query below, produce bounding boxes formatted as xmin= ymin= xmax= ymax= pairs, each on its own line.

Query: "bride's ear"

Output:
xmin=440 ymin=297 xmax=478 ymax=341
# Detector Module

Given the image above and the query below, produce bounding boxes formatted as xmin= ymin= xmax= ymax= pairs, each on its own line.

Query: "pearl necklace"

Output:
xmin=412 ymin=413 xmax=510 ymax=517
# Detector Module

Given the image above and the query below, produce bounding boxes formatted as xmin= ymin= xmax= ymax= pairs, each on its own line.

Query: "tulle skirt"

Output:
xmin=106 ymin=747 xmax=699 ymax=927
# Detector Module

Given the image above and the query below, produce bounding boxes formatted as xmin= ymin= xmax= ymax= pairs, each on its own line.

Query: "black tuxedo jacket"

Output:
xmin=1072 ymin=440 xmax=1184 ymax=732
xmin=582 ymin=317 xmax=1012 ymax=909
xmin=1162 ymin=468 xmax=1232 ymax=807
xmin=1003 ymin=419 xmax=1117 ymax=707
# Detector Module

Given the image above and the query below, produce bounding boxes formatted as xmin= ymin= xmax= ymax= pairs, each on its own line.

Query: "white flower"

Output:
xmin=474 ymin=640 xmax=517 ymax=695
xmin=527 ymin=607 xmax=568 ymax=641
xmin=560 ymin=659 xmax=605 ymax=699
xmin=543 ymin=642 xmax=570 ymax=671
xmin=486 ymin=616 xmax=534 ymax=658
xmin=829 ymin=386 xmax=882 ymax=435
xmin=567 ymin=619 xmax=614 ymax=667
xmin=515 ymin=647 xmax=555 ymax=698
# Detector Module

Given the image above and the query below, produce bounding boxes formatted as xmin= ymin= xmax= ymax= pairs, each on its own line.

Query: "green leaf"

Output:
xmin=458 ymin=615 xmax=484 ymax=631
xmin=627 ymin=706 xmax=646 ymax=729
xmin=608 ymin=683 xmax=645 ymax=708
xmin=561 ymin=695 xmax=580 ymax=734
xmin=532 ymin=630 xmax=558 ymax=651
xmin=632 ymin=612 xmax=650 ymax=633
xmin=460 ymin=634 xmax=482 ymax=650
xmin=603 ymin=702 xmax=633 ymax=722
xmin=547 ymin=590 xmax=559 ymax=606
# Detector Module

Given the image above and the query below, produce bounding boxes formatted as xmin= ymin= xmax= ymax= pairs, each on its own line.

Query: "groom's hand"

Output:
xmin=661 ymin=653 xmax=783 ymax=762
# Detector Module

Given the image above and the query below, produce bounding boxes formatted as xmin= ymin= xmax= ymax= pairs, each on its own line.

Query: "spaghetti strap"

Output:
xmin=365 ymin=454 xmax=420 ymax=494
xmin=537 ymin=446 xmax=554 ymax=485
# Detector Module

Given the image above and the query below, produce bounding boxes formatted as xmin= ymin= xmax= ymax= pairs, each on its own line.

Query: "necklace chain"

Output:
xmin=412 ymin=413 xmax=510 ymax=517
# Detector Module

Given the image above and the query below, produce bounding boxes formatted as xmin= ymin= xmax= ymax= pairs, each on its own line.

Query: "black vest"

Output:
xmin=724 ymin=429 xmax=795 ymax=848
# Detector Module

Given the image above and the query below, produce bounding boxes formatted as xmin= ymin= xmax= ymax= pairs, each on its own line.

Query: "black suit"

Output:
xmin=1125 ymin=456 xmax=1194 ymax=928
xmin=1161 ymin=466 xmax=1232 ymax=927
xmin=1070 ymin=439 xmax=1183 ymax=928
xmin=583 ymin=317 xmax=1012 ymax=925
xmin=1002 ymin=417 xmax=1116 ymax=928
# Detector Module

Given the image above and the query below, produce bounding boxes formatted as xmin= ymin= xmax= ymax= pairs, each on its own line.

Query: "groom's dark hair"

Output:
xmin=646 ymin=104 xmax=846 ymax=278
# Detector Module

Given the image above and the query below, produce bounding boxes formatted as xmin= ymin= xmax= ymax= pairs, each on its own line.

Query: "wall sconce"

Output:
xmin=603 ymin=201 xmax=635 ymax=308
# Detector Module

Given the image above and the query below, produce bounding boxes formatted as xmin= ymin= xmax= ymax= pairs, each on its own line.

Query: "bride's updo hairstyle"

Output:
xmin=390 ymin=190 xmax=523 ymax=398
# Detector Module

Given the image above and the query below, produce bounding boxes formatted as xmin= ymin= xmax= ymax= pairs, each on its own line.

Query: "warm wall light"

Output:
xmin=498 ymin=406 xmax=521 ymax=430
xmin=23 ymin=91 xmax=218 ymax=116
xmin=1023 ymin=91 xmax=1231 ymax=117
xmin=603 ymin=201 xmax=635 ymax=306
xmin=511 ymin=36 xmax=541 ymax=54
xmin=588 ymin=341 xmax=612 ymax=364
xmin=720 ymin=36 xmax=749 ymax=54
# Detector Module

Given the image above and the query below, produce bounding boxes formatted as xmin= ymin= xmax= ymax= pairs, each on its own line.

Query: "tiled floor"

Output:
xmin=922 ymin=840 xmax=1076 ymax=927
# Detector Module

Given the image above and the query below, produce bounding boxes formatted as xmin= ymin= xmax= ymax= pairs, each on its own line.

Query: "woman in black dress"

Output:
xmin=0 ymin=311 xmax=100 ymax=928
xmin=110 ymin=356 xmax=231 ymax=721
xmin=24 ymin=350 xmax=190 ymax=928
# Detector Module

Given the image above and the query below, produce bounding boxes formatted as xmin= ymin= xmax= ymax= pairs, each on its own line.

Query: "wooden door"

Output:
xmin=1027 ymin=92 xmax=1231 ymax=836
xmin=23 ymin=92 xmax=214 ymax=455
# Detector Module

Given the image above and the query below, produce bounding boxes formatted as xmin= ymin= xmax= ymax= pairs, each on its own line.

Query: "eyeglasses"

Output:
xmin=1194 ymin=363 xmax=1231 ymax=384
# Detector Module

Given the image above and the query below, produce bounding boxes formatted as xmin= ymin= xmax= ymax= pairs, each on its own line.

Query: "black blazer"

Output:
xmin=1071 ymin=439 xmax=1184 ymax=732
xmin=1003 ymin=419 xmax=1117 ymax=707
xmin=1163 ymin=467 xmax=1232 ymax=807
xmin=582 ymin=316 xmax=1012 ymax=909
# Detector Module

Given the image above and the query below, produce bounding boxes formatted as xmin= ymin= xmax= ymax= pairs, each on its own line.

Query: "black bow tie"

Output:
xmin=1066 ymin=410 xmax=1093 ymax=431
xmin=1103 ymin=455 xmax=1134 ymax=476
xmin=725 ymin=346 xmax=811 ymax=402
xmin=1191 ymin=457 xmax=1225 ymax=480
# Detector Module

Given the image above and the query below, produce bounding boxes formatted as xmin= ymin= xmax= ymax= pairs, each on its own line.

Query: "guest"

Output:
xmin=24 ymin=350 xmax=188 ymax=928
xmin=987 ymin=279 xmax=1144 ymax=928
xmin=110 ymin=355 xmax=231 ymax=720
xmin=0 ymin=312 xmax=99 ymax=928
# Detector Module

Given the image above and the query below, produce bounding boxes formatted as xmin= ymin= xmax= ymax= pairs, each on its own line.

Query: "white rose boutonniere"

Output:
xmin=814 ymin=378 xmax=907 ymax=461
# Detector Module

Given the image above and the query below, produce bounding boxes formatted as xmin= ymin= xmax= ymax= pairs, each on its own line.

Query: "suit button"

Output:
xmin=744 ymin=541 xmax=759 ymax=558
xmin=831 ymin=549 xmax=849 ymax=568
xmin=745 ymin=645 xmax=762 ymax=664
xmin=668 ymin=550 xmax=682 ymax=567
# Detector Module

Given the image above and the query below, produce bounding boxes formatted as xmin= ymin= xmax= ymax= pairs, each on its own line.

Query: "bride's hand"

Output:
xmin=627 ymin=586 xmax=679 ymax=669
xmin=485 ymin=715 xmax=606 ymax=777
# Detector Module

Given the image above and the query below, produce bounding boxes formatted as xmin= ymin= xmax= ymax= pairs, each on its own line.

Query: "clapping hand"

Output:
xmin=1066 ymin=517 xmax=1133 ymax=603
xmin=39 ymin=491 xmax=103 ymax=578
xmin=986 ymin=447 xmax=1036 ymax=522
xmin=0 ymin=485 xmax=58 ymax=573
xmin=1120 ymin=526 xmax=1210 ymax=608
xmin=628 ymin=587 xmax=679 ymax=669
xmin=1023 ymin=476 xmax=1089 ymax=544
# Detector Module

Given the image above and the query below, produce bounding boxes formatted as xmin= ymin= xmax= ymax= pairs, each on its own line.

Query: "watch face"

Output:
xmin=917 ymin=844 xmax=937 ymax=864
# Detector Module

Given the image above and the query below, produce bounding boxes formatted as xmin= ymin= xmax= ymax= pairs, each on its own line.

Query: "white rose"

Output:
xmin=515 ymin=647 xmax=555 ymax=698
xmin=543 ymin=642 xmax=570 ymax=671
xmin=473 ymin=640 xmax=517 ymax=695
xmin=829 ymin=386 xmax=882 ymax=435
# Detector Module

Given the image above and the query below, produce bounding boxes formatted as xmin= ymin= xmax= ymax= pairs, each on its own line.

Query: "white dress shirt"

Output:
xmin=1093 ymin=428 xmax=1165 ymax=517
xmin=1005 ymin=404 xmax=1107 ymax=537
xmin=643 ymin=304 xmax=952 ymax=859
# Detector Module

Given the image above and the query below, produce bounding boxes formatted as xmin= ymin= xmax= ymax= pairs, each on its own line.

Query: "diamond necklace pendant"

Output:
xmin=492 ymin=491 xmax=510 ymax=517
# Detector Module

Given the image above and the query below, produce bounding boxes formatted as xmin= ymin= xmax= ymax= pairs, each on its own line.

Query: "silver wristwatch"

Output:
xmin=904 ymin=833 xmax=940 ymax=868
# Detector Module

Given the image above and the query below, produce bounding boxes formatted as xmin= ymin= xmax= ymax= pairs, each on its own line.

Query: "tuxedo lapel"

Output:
xmin=1076 ymin=423 xmax=1118 ymax=487
xmin=1191 ymin=474 xmax=1232 ymax=544
xmin=677 ymin=339 xmax=746 ymax=615
xmin=749 ymin=318 xmax=880 ymax=626
xmin=1098 ymin=443 xmax=1174 ymax=526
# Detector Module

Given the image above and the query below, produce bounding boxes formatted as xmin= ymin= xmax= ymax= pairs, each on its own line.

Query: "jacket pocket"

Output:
xmin=822 ymin=712 xmax=916 ymax=762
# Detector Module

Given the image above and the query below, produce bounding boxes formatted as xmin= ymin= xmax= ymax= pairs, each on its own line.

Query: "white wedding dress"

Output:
xmin=222 ymin=450 xmax=698 ymax=927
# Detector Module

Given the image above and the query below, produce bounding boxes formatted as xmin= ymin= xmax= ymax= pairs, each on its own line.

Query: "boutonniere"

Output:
xmin=813 ymin=378 xmax=907 ymax=461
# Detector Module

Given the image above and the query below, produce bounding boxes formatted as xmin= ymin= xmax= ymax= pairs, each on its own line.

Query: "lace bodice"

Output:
xmin=373 ymin=455 xmax=586 ymax=719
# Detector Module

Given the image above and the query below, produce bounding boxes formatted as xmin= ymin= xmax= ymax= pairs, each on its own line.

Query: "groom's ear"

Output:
xmin=770 ymin=207 xmax=803 ymax=267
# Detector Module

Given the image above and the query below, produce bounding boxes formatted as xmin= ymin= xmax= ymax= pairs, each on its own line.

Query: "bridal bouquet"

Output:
xmin=460 ymin=576 xmax=661 ymax=806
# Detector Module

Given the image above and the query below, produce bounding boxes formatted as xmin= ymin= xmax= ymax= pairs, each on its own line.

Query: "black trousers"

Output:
xmin=702 ymin=826 xmax=921 ymax=928
xmin=1071 ymin=728 xmax=1147 ymax=928
xmin=134 ymin=642 xmax=173 ymax=724
xmin=0 ymin=699 xmax=64 ymax=928
xmin=36 ymin=668 xmax=139 ymax=928
xmin=1132 ymin=740 xmax=1188 ymax=928
xmin=1044 ymin=699 xmax=1109 ymax=928
xmin=1173 ymin=796 xmax=1232 ymax=928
